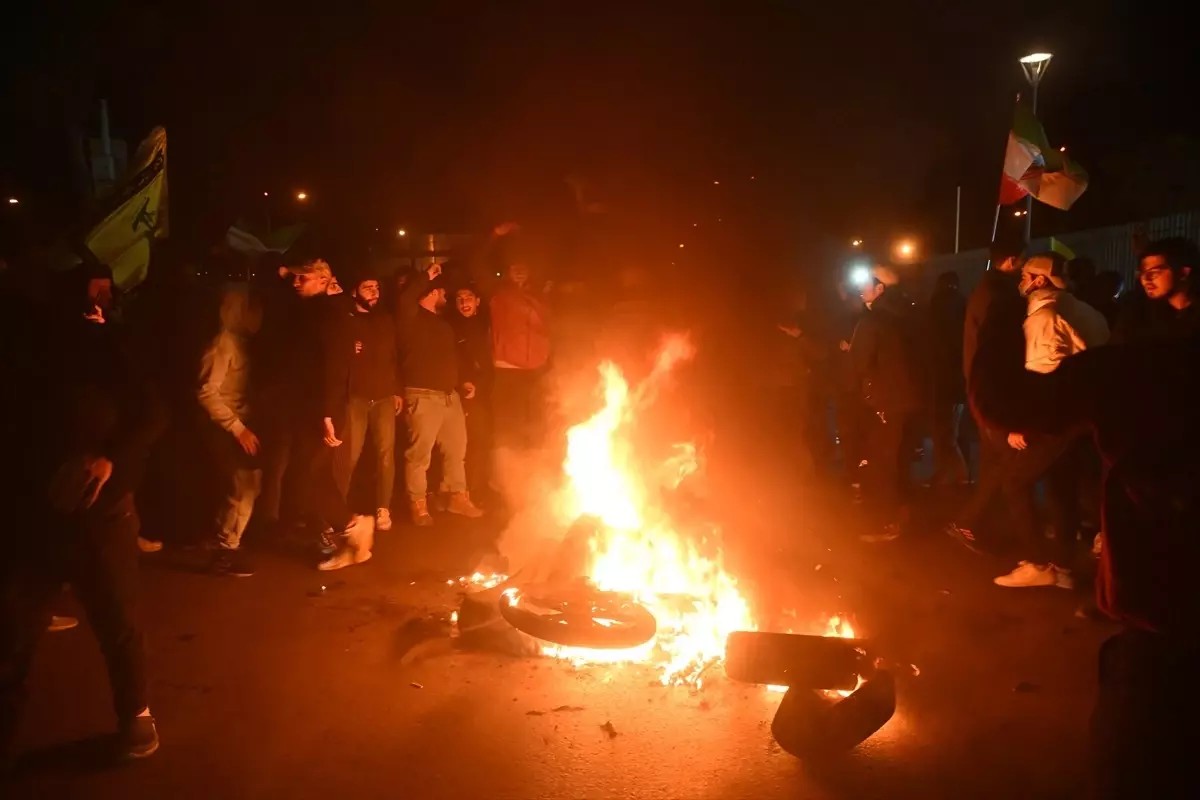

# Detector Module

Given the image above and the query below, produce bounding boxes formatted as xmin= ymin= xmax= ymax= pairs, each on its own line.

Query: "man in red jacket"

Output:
xmin=489 ymin=262 xmax=551 ymax=459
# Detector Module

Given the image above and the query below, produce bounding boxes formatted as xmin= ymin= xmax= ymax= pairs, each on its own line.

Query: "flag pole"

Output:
xmin=955 ymin=185 xmax=962 ymax=254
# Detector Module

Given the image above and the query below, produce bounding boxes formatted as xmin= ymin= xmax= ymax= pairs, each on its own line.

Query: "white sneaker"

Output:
xmin=376 ymin=508 xmax=393 ymax=532
xmin=318 ymin=515 xmax=375 ymax=571
xmin=994 ymin=561 xmax=1058 ymax=588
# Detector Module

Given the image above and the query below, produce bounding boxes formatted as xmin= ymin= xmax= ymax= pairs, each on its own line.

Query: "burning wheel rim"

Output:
xmin=499 ymin=584 xmax=658 ymax=649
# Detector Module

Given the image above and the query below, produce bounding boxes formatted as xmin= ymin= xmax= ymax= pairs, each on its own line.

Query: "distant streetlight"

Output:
xmin=713 ymin=181 xmax=720 ymax=186
xmin=5 ymin=197 xmax=17 ymax=205
xmin=1019 ymin=50 xmax=1052 ymax=242
xmin=678 ymin=243 xmax=685 ymax=248
xmin=296 ymin=191 xmax=308 ymax=201
xmin=262 ymin=191 xmax=269 ymax=197
xmin=851 ymin=239 xmax=863 ymax=247
xmin=397 ymin=229 xmax=407 ymax=237
xmin=893 ymin=239 xmax=917 ymax=261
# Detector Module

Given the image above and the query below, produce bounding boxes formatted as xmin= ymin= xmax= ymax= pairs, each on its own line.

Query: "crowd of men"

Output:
xmin=1 ymin=229 xmax=1197 ymax=797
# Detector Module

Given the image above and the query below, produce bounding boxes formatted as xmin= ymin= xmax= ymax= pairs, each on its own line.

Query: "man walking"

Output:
xmin=1 ymin=263 xmax=166 ymax=766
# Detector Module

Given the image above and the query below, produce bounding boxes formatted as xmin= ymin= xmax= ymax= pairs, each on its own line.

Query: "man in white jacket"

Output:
xmin=1019 ymin=255 xmax=1111 ymax=374
xmin=993 ymin=253 xmax=1110 ymax=589
xmin=198 ymin=288 xmax=264 ymax=577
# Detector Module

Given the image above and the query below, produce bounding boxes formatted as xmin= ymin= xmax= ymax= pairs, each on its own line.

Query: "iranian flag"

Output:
xmin=999 ymin=104 xmax=1088 ymax=210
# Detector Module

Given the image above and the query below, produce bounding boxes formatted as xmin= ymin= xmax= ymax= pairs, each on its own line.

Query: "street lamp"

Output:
xmin=894 ymin=239 xmax=916 ymax=261
xmin=5 ymin=197 xmax=17 ymax=205
xmin=1019 ymin=50 xmax=1052 ymax=242
xmin=851 ymin=239 xmax=863 ymax=248
xmin=397 ymin=229 xmax=406 ymax=237
xmin=296 ymin=191 xmax=308 ymax=201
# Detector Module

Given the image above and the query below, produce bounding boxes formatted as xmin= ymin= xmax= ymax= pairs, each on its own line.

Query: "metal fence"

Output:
xmin=920 ymin=210 xmax=1200 ymax=296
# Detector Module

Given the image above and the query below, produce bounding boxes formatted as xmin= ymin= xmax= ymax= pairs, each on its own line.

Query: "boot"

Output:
xmin=410 ymin=496 xmax=434 ymax=527
xmin=447 ymin=491 xmax=483 ymax=518
xmin=317 ymin=515 xmax=375 ymax=571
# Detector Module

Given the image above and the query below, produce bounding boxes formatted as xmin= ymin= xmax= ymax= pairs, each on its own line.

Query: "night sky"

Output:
xmin=2 ymin=1 xmax=1197 ymax=274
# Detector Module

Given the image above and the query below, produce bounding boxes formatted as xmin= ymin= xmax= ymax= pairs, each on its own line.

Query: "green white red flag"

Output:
xmin=999 ymin=104 xmax=1088 ymax=210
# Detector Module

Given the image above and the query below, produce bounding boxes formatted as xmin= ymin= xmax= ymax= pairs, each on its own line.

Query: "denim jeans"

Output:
xmin=403 ymin=388 xmax=467 ymax=499
xmin=332 ymin=396 xmax=396 ymax=511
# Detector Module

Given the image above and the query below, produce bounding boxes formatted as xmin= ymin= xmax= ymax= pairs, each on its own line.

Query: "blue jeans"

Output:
xmin=332 ymin=396 xmax=396 ymax=511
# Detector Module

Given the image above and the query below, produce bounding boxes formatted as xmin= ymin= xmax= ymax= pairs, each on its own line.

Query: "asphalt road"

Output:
xmin=10 ymin=480 xmax=1109 ymax=800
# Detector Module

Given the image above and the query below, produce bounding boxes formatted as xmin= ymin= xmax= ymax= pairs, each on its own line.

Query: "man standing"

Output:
xmin=280 ymin=259 xmax=374 ymax=571
xmin=326 ymin=276 xmax=402 ymax=532
xmin=197 ymin=287 xmax=264 ymax=577
xmin=927 ymin=271 xmax=969 ymax=486
xmin=397 ymin=263 xmax=483 ymax=526
xmin=452 ymin=284 xmax=494 ymax=499
xmin=850 ymin=265 xmax=923 ymax=542
xmin=1113 ymin=237 xmax=1198 ymax=342
xmin=1 ymin=263 xmax=166 ymax=766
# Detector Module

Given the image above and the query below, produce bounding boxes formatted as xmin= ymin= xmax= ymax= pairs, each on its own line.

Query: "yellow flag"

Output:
xmin=1049 ymin=236 xmax=1076 ymax=261
xmin=85 ymin=127 xmax=168 ymax=290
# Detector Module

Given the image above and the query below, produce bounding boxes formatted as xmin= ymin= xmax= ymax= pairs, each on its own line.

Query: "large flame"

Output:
xmin=527 ymin=334 xmax=855 ymax=688
xmin=540 ymin=335 xmax=752 ymax=685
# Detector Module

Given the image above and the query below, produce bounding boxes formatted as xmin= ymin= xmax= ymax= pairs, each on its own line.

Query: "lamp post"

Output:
xmin=1019 ymin=51 xmax=1052 ymax=243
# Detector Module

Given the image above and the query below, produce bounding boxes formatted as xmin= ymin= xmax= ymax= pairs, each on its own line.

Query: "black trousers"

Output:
xmin=0 ymin=493 xmax=148 ymax=762
xmin=1091 ymin=629 xmax=1200 ymax=799
xmin=463 ymin=394 xmax=492 ymax=497
xmin=492 ymin=368 xmax=544 ymax=450
xmin=292 ymin=423 xmax=353 ymax=532
xmin=863 ymin=406 xmax=916 ymax=519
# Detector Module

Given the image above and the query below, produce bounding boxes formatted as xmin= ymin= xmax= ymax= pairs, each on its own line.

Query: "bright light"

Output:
xmin=296 ymin=191 xmax=308 ymax=201
xmin=895 ymin=240 xmax=915 ymax=259
xmin=713 ymin=181 xmax=720 ymax=185
xmin=262 ymin=191 xmax=269 ymax=197
xmin=1059 ymin=145 xmax=1067 ymax=152
xmin=851 ymin=239 xmax=863 ymax=247
xmin=397 ymin=229 xmax=407 ymax=237
xmin=850 ymin=265 xmax=871 ymax=287
xmin=1020 ymin=52 xmax=1053 ymax=64
xmin=679 ymin=243 xmax=685 ymax=248
xmin=1014 ymin=210 xmax=1026 ymax=217
xmin=5 ymin=198 xmax=17 ymax=205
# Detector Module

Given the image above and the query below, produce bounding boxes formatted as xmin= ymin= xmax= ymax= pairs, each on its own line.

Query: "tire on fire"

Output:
xmin=724 ymin=631 xmax=867 ymax=691
xmin=770 ymin=670 xmax=897 ymax=758
xmin=499 ymin=585 xmax=657 ymax=650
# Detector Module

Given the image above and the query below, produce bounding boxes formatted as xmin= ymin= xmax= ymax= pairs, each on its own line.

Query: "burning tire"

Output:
xmin=770 ymin=670 xmax=896 ymax=758
xmin=724 ymin=631 xmax=867 ymax=691
xmin=499 ymin=583 xmax=657 ymax=649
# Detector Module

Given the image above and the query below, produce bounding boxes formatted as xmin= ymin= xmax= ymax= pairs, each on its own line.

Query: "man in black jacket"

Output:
xmin=397 ymin=264 xmax=483 ymax=525
xmin=1 ymin=263 xmax=166 ymax=767
xmin=452 ymin=284 xmax=494 ymax=498
xmin=850 ymin=265 xmax=924 ymax=541
xmin=325 ymin=275 xmax=402 ymax=532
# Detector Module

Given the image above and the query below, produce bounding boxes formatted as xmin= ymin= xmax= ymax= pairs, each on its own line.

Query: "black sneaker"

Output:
xmin=211 ymin=549 xmax=255 ymax=577
xmin=120 ymin=714 xmax=159 ymax=759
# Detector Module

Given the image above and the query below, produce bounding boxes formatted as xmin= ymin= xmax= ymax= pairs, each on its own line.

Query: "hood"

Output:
xmin=219 ymin=287 xmax=257 ymax=334
xmin=1025 ymin=286 xmax=1062 ymax=316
